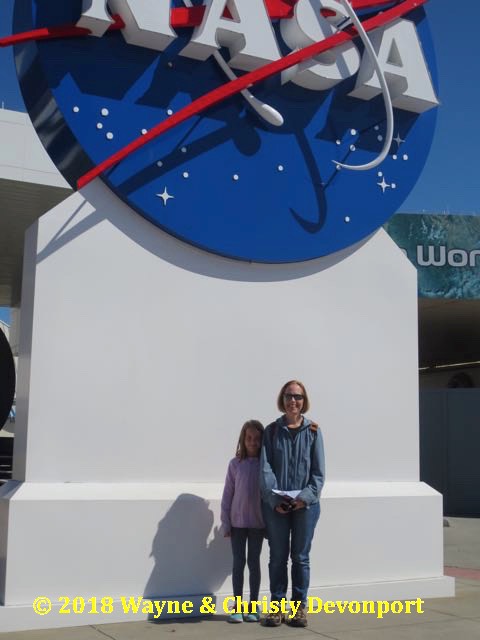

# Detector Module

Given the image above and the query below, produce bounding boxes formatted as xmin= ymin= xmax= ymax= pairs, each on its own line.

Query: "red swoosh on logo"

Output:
xmin=171 ymin=0 xmax=398 ymax=26
xmin=0 ymin=14 xmax=125 ymax=47
xmin=0 ymin=1 xmax=401 ymax=47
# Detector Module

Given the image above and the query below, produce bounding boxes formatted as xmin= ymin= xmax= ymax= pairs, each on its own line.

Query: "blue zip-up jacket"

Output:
xmin=260 ymin=416 xmax=325 ymax=510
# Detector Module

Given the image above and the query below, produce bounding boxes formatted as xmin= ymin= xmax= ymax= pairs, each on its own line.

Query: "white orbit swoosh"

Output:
xmin=174 ymin=2 xmax=390 ymax=150
xmin=334 ymin=0 xmax=394 ymax=171
xmin=182 ymin=0 xmax=284 ymax=127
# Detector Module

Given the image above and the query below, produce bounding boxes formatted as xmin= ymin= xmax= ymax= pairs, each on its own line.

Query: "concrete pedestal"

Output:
xmin=0 ymin=180 xmax=453 ymax=631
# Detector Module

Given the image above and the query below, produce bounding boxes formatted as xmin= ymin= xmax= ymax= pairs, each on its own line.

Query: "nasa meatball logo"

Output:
xmin=11 ymin=0 xmax=438 ymax=262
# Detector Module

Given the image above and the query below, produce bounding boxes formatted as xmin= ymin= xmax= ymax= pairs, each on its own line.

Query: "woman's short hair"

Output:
xmin=277 ymin=380 xmax=310 ymax=413
xmin=236 ymin=420 xmax=264 ymax=459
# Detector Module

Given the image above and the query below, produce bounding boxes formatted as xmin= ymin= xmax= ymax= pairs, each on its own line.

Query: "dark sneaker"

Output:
xmin=264 ymin=611 xmax=285 ymax=626
xmin=288 ymin=605 xmax=307 ymax=627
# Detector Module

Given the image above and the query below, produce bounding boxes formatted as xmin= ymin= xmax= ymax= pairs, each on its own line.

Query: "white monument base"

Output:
xmin=0 ymin=181 xmax=453 ymax=631
xmin=0 ymin=481 xmax=452 ymax=631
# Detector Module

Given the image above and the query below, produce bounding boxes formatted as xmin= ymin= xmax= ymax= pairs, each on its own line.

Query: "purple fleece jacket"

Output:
xmin=221 ymin=457 xmax=265 ymax=534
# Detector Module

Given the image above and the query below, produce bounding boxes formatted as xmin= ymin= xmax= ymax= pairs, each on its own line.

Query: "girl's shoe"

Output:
xmin=228 ymin=612 xmax=243 ymax=623
xmin=244 ymin=612 xmax=260 ymax=622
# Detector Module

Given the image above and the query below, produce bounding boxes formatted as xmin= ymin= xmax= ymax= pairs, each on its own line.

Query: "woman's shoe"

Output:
xmin=228 ymin=612 xmax=243 ymax=623
xmin=244 ymin=612 xmax=260 ymax=622
xmin=264 ymin=611 xmax=284 ymax=626
xmin=287 ymin=605 xmax=308 ymax=627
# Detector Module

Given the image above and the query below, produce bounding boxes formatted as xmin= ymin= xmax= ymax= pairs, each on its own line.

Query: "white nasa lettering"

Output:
xmin=76 ymin=0 xmax=437 ymax=114
xmin=76 ymin=0 xmax=176 ymax=50
xmin=76 ymin=0 xmax=114 ymax=37
xmin=179 ymin=0 xmax=281 ymax=71
xmin=108 ymin=0 xmax=175 ymax=51
xmin=280 ymin=0 xmax=360 ymax=90
xmin=349 ymin=18 xmax=439 ymax=113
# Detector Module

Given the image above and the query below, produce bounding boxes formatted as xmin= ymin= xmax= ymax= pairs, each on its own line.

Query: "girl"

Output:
xmin=260 ymin=380 xmax=325 ymax=628
xmin=221 ymin=419 xmax=265 ymax=623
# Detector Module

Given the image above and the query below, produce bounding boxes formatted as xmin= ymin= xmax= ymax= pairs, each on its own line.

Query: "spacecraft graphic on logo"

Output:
xmin=4 ymin=0 xmax=439 ymax=262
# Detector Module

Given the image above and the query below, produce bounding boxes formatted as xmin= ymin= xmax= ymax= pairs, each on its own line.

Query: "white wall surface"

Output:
xmin=13 ymin=180 xmax=419 ymax=484
xmin=0 ymin=109 xmax=68 ymax=188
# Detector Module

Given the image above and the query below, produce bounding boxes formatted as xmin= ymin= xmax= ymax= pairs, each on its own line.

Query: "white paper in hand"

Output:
xmin=272 ymin=489 xmax=301 ymax=500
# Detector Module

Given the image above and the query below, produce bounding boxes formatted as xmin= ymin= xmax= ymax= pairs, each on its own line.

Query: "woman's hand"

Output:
xmin=224 ymin=531 xmax=231 ymax=537
xmin=290 ymin=499 xmax=306 ymax=511
xmin=275 ymin=502 xmax=292 ymax=515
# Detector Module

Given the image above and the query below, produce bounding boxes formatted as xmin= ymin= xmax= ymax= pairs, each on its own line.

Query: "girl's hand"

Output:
xmin=291 ymin=499 xmax=306 ymax=511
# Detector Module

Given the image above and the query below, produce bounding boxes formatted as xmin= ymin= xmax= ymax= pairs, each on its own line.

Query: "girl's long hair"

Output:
xmin=236 ymin=420 xmax=264 ymax=459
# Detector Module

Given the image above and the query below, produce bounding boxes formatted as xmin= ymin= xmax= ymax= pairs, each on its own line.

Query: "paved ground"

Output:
xmin=1 ymin=518 xmax=479 ymax=640
xmin=444 ymin=517 xmax=480 ymax=572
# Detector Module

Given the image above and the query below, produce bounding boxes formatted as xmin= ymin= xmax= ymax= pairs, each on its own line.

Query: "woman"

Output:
xmin=260 ymin=380 xmax=325 ymax=628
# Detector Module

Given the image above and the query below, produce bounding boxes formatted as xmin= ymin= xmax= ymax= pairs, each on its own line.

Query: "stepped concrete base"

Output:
xmin=0 ymin=480 xmax=454 ymax=631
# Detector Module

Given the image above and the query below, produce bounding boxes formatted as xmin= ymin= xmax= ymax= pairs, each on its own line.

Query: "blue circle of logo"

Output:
xmin=14 ymin=1 xmax=438 ymax=263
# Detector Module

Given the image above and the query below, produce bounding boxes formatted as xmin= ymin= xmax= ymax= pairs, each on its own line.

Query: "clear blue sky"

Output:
xmin=0 ymin=0 xmax=479 ymax=323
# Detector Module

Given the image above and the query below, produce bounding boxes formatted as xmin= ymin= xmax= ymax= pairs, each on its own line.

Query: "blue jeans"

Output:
xmin=230 ymin=528 xmax=264 ymax=601
xmin=262 ymin=502 xmax=320 ymax=606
